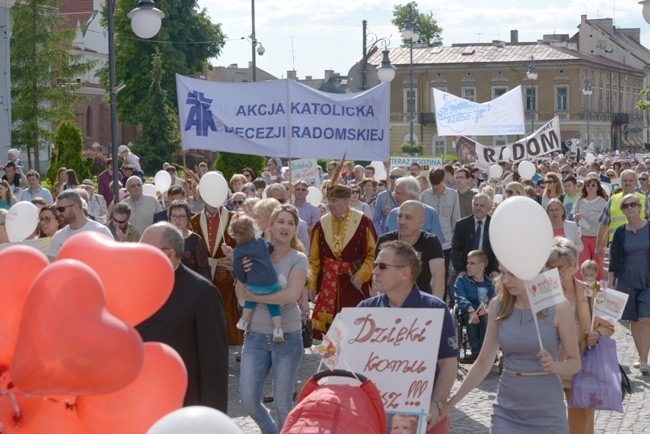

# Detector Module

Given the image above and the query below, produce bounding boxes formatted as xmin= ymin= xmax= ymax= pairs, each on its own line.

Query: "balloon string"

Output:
xmin=7 ymin=386 xmax=21 ymax=427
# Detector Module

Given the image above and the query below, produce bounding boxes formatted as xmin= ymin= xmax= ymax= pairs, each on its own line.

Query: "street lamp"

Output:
xmin=640 ymin=0 xmax=650 ymax=24
xmin=376 ymin=49 xmax=396 ymax=84
xmin=401 ymin=4 xmax=419 ymax=153
xmin=250 ymin=0 xmax=265 ymax=82
xmin=582 ymin=77 xmax=593 ymax=148
xmin=109 ymin=0 xmax=164 ymax=203
xmin=360 ymin=20 xmax=393 ymax=90
xmin=0 ymin=0 xmax=15 ymax=160
xmin=526 ymin=56 xmax=537 ymax=134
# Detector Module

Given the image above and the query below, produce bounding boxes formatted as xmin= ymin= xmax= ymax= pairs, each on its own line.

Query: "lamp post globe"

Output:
xmin=377 ymin=50 xmax=396 ymax=84
xmin=641 ymin=0 xmax=650 ymax=25
xmin=127 ymin=0 xmax=165 ymax=39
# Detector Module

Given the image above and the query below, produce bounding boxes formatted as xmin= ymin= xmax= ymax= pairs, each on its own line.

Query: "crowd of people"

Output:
xmin=2 ymin=147 xmax=650 ymax=434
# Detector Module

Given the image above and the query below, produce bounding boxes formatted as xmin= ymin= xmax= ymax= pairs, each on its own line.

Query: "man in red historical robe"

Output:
xmin=309 ymin=184 xmax=377 ymax=338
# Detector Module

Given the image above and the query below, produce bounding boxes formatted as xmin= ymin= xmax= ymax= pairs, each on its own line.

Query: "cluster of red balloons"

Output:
xmin=0 ymin=232 xmax=186 ymax=433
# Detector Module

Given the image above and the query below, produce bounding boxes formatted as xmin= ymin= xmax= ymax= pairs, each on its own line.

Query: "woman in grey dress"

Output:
xmin=609 ymin=193 xmax=650 ymax=374
xmin=442 ymin=265 xmax=581 ymax=433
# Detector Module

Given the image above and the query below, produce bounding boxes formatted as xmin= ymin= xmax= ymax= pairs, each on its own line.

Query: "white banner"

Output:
xmin=389 ymin=156 xmax=443 ymax=169
xmin=326 ymin=307 xmax=443 ymax=432
xmin=433 ymin=86 xmax=525 ymax=136
xmin=593 ymin=287 xmax=629 ymax=321
xmin=457 ymin=116 xmax=562 ymax=164
xmin=176 ymin=74 xmax=390 ymax=161
xmin=525 ymin=268 xmax=565 ymax=315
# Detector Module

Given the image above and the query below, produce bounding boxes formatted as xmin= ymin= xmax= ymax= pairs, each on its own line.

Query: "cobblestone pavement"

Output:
xmin=227 ymin=321 xmax=649 ymax=433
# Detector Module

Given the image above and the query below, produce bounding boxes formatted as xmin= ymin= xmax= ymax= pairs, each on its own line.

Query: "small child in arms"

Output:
xmin=228 ymin=212 xmax=284 ymax=342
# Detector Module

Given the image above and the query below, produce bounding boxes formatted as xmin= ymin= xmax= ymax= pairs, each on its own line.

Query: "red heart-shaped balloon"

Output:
xmin=0 ymin=246 xmax=49 ymax=367
xmin=76 ymin=342 xmax=187 ymax=434
xmin=57 ymin=232 xmax=174 ymax=326
xmin=11 ymin=259 xmax=144 ymax=396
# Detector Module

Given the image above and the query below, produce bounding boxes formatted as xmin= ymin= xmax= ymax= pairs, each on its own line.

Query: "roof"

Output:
xmin=367 ymin=42 xmax=643 ymax=75
xmin=58 ymin=0 xmax=94 ymax=29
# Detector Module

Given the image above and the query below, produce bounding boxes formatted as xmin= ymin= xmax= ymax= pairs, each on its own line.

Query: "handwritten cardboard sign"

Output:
xmin=290 ymin=158 xmax=321 ymax=188
xmin=324 ymin=308 xmax=443 ymax=433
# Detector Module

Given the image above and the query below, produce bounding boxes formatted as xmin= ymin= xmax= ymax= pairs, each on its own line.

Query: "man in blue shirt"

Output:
xmin=359 ymin=240 xmax=458 ymax=434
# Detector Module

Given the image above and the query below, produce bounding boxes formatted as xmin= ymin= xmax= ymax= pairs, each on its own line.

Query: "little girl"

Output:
xmin=228 ymin=212 xmax=284 ymax=342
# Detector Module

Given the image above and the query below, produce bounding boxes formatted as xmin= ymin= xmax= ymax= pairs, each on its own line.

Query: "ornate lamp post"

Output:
xmin=109 ymin=0 xmax=165 ymax=202
xmin=401 ymin=4 xmax=419 ymax=154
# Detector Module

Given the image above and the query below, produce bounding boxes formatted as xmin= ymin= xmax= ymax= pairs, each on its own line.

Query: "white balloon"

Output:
xmin=517 ymin=160 xmax=536 ymax=179
xmin=6 ymin=201 xmax=39 ymax=242
xmin=306 ymin=186 xmax=323 ymax=205
xmin=147 ymin=406 xmax=242 ymax=434
xmin=489 ymin=165 xmax=503 ymax=180
xmin=597 ymin=154 xmax=604 ymax=160
xmin=501 ymin=148 xmax=512 ymax=160
xmin=585 ymin=153 xmax=595 ymax=164
xmin=493 ymin=193 xmax=504 ymax=204
xmin=489 ymin=196 xmax=553 ymax=281
xmin=198 ymin=172 xmax=229 ymax=208
xmin=154 ymin=170 xmax=172 ymax=193
xmin=142 ymin=183 xmax=158 ymax=197
xmin=371 ymin=161 xmax=387 ymax=181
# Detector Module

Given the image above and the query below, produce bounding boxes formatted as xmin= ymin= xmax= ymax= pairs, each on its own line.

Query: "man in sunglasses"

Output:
xmin=292 ymin=179 xmax=320 ymax=232
xmin=107 ymin=202 xmax=140 ymax=242
xmin=359 ymin=240 xmax=457 ymax=434
xmin=48 ymin=190 xmax=113 ymax=259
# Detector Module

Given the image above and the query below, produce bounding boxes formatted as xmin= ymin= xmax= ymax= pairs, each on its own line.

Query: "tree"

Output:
xmin=132 ymin=49 xmax=181 ymax=174
xmin=46 ymin=121 xmax=92 ymax=183
xmin=10 ymin=0 xmax=92 ymax=172
xmin=107 ymin=0 xmax=225 ymax=127
xmin=392 ymin=2 xmax=443 ymax=47
xmin=214 ymin=152 xmax=266 ymax=184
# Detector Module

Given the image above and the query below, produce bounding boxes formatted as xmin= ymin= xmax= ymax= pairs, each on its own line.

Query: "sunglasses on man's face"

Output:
xmin=232 ymin=200 xmax=244 ymax=205
xmin=373 ymin=261 xmax=407 ymax=270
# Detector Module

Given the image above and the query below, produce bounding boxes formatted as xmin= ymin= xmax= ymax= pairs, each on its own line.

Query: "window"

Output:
xmin=492 ymin=86 xmax=507 ymax=98
xmin=433 ymin=135 xmax=446 ymax=155
xmin=462 ymin=87 xmax=476 ymax=102
xmin=525 ymin=86 xmax=536 ymax=112
xmin=556 ymin=86 xmax=568 ymax=111
xmin=85 ymin=106 xmax=92 ymax=137
xmin=493 ymin=135 xmax=507 ymax=147
xmin=403 ymin=88 xmax=417 ymax=121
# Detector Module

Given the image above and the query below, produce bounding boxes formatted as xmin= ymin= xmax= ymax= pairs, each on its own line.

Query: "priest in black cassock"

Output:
xmin=137 ymin=222 xmax=229 ymax=412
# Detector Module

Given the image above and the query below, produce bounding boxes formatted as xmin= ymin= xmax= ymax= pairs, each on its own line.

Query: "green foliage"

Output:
xmin=636 ymin=88 xmax=650 ymax=111
xmin=214 ymin=152 xmax=266 ymax=182
xmin=10 ymin=0 xmax=93 ymax=172
xmin=105 ymin=0 xmax=225 ymax=126
xmin=46 ymin=121 xmax=91 ymax=183
xmin=131 ymin=50 xmax=181 ymax=175
xmin=401 ymin=142 xmax=424 ymax=155
xmin=392 ymin=2 xmax=443 ymax=47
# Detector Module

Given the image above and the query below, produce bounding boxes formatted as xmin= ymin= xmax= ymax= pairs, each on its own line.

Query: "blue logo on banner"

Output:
xmin=184 ymin=91 xmax=217 ymax=136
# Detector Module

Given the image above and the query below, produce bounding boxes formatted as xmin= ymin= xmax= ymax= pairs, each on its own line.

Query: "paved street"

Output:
xmin=227 ymin=321 xmax=649 ymax=433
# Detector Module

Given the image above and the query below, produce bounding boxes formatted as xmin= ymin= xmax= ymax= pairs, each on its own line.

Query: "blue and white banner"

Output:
xmin=433 ymin=86 xmax=525 ymax=136
xmin=176 ymin=74 xmax=390 ymax=160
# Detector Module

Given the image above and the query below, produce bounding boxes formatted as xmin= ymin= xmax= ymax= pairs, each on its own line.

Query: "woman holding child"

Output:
xmin=547 ymin=237 xmax=613 ymax=434
xmin=233 ymin=204 xmax=308 ymax=434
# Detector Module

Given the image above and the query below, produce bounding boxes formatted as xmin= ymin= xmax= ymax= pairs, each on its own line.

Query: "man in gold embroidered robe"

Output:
xmin=309 ymin=185 xmax=377 ymax=338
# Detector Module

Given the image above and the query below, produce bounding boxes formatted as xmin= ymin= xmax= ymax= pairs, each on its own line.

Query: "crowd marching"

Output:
xmin=2 ymin=147 xmax=650 ymax=434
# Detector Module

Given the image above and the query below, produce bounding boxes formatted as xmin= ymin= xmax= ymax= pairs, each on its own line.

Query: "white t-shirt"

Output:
xmin=49 ymin=219 xmax=114 ymax=258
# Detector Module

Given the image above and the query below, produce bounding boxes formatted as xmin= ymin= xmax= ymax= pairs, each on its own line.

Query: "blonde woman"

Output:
xmin=442 ymin=266 xmax=580 ymax=433
xmin=542 ymin=172 xmax=564 ymax=208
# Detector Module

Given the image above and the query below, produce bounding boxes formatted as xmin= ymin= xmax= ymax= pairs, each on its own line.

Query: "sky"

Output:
xmin=198 ymin=0 xmax=650 ymax=80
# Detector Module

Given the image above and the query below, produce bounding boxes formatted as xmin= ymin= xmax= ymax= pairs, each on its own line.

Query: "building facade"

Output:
xmin=367 ymin=15 xmax=649 ymax=156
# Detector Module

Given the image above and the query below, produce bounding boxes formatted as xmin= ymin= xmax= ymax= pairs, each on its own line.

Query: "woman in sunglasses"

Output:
xmin=609 ymin=194 xmax=650 ymax=374
xmin=573 ymin=177 xmax=609 ymax=280
xmin=545 ymin=199 xmax=583 ymax=254
xmin=541 ymin=172 xmax=564 ymax=208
